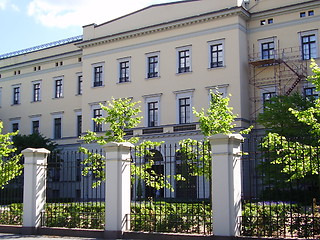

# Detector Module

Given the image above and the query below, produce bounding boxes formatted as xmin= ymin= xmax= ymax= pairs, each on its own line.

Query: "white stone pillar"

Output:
xmin=103 ymin=142 xmax=133 ymax=237
xmin=209 ymin=134 xmax=243 ymax=237
xmin=22 ymin=148 xmax=50 ymax=233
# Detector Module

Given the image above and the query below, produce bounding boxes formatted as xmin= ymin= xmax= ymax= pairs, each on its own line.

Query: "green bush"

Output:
xmin=242 ymin=202 xmax=320 ymax=238
xmin=0 ymin=203 xmax=23 ymax=225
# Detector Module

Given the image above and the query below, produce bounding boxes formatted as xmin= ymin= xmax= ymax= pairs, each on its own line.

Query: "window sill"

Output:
xmin=31 ymin=100 xmax=42 ymax=103
xmin=91 ymin=85 xmax=105 ymax=89
xmin=176 ymin=71 xmax=193 ymax=75
xmin=117 ymin=81 xmax=131 ymax=84
xmin=52 ymin=97 xmax=64 ymax=100
xmin=208 ymin=65 xmax=226 ymax=70
xmin=145 ymin=76 xmax=161 ymax=80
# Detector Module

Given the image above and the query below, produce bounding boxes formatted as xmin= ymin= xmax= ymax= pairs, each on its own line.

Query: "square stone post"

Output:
xmin=103 ymin=142 xmax=133 ymax=238
xmin=22 ymin=148 xmax=50 ymax=234
xmin=209 ymin=134 xmax=243 ymax=237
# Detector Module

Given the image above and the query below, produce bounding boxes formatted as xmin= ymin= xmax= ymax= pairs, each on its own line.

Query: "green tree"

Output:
xmin=0 ymin=122 xmax=23 ymax=189
xmin=80 ymin=98 xmax=179 ymax=190
xmin=12 ymin=132 xmax=58 ymax=153
xmin=261 ymin=60 xmax=320 ymax=199
xmin=179 ymin=91 xmax=251 ymax=179
xmin=258 ymin=92 xmax=316 ymax=141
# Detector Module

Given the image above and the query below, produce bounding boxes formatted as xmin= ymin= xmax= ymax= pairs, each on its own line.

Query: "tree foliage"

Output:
xmin=262 ymin=60 xmax=320 ymax=182
xmin=12 ymin=132 xmax=58 ymax=153
xmin=0 ymin=122 xmax=23 ymax=189
xmin=80 ymin=98 xmax=171 ymax=189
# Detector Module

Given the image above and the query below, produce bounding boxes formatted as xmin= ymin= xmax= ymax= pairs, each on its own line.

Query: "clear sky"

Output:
xmin=0 ymin=0 xmax=180 ymax=55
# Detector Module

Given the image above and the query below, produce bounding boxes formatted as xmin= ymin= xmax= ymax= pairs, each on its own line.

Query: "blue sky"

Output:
xmin=0 ymin=0 xmax=179 ymax=55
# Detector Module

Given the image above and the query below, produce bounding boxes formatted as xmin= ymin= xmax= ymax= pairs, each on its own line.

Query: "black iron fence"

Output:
xmin=241 ymin=135 xmax=320 ymax=238
xmin=130 ymin=142 xmax=212 ymax=235
xmin=0 ymin=156 xmax=23 ymax=226
xmin=43 ymin=150 xmax=105 ymax=229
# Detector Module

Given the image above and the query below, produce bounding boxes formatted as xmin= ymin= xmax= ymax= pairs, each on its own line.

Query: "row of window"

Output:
xmin=10 ymin=87 xmax=224 ymax=138
xmin=260 ymin=10 xmax=315 ymax=26
xmin=259 ymin=31 xmax=318 ymax=60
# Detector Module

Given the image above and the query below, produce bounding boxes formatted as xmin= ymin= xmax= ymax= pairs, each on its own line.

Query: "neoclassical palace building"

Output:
xmin=0 ymin=0 xmax=319 ymax=150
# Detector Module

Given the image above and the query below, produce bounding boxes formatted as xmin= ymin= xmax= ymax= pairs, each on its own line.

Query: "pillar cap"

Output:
xmin=21 ymin=148 xmax=51 ymax=154
xmin=208 ymin=133 xmax=244 ymax=141
xmin=104 ymin=142 xmax=134 ymax=148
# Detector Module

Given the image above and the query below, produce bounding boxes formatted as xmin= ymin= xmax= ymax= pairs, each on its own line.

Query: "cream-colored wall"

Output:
xmin=81 ymin=14 xmax=249 ymax=132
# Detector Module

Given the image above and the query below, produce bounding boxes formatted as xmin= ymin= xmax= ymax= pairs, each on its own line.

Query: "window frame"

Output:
xmin=258 ymin=37 xmax=276 ymax=60
xmin=143 ymin=93 xmax=162 ymax=127
xmin=146 ymin=52 xmax=160 ymax=79
xmin=32 ymin=80 xmax=41 ymax=102
xmin=176 ymin=46 xmax=192 ymax=74
xmin=10 ymin=118 xmax=20 ymax=132
xmin=32 ymin=120 xmax=40 ymax=134
xmin=53 ymin=117 xmax=62 ymax=139
xmin=208 ymin=39 xmax=225 ymax=69
xmin=92 ymin=63 xmax=104 ymax=87
xmin=93 ymin=108 xmax=103 ymax=132
xmin=300 ymin=30 xmax=318 ymax=60
xmin=53 ymin=77 xmax=63 ymax=99
xmin=76 ymin=73 xmax=83 ymax=95
xmin=12 ymin=85 xmax=21 ymax=105
xmin=118 ymin=57 xmax=131 ymax=83
xmin=174 ymin=89 xmax=194 ymax=124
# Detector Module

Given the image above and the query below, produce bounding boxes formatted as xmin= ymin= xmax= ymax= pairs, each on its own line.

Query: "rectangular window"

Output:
xmin=178 ymin=49 xmax=191 ymax=73
xmin=179 ymin=97 xmax=191 ymax=124
xmin=12 ymin=123 xmax=19 ymax=132
xmin=93 ymin=66 xmax=103 ymax=87
xmin=13 ymin=86 xmax=20 ymax=105
xmin=263 ymin=92 xmax=276 ymax=107
xmin=261 ymin=42 xmax=275 ymax=59
xmin=300 ymin=12 xmax=306 ymax=18
xmin=147 ymin=102 xmax=158 ymax=127
xmin=147 ymin=56 xmax=159 ymax=78
xmin=33 ymin=83 xmax=41 ymax=102
xmin=302 ymin=34 xmax=317 ymax=60
xmin=32 ymin=120 xmax=40 ymax=134
xmin=210 ymin=43 xmax=224 ymax=68
xmin=55 ymin=79 xmax=63 ymax=98
xmin=93 ymin=109 xmax=102 ymax=132
xmin=77 ymin=75 xmax=83 ymax=95
xmin=308 ymin=10 xmax=314 ymax=16
xmin=304 ymin=87 xmax=318 ymax=100
xmin=119 ymin=61 xmax=130 ymax=83
xmin=54 ymin=118 xmax=62 ymax=139
xmin=77 ymin=115 xmax=82 ymax=136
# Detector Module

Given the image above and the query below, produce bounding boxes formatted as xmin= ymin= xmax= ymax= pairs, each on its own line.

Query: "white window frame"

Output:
xmin=208 ymin=39 xmax=225 ymax=69
xmin=10 ymin=117 xmax=20 ymax=132
xmin=89 ymin=102 xmax=105 ymax=132
xmin=51 ymin=112 xmax=64 ymax=139
xmin=258 ymin=37 xmax=277 ymax=60
xmin=143 ymin=93 xmax=162 ymax=127
xmin=173 ymin=89 xmax=195 ymax=124
xmin=260 ymin=86 xmax=277 ymax=111
xmin=92 ymin=62 xmax=105 ymax=87
xmin=76 ymin=72 xmax=83 ymax=95
xmin=176 ymin=45 xmax=192 ymax=74
xmin=53 ymin=76 xmax=64 ymax=99
xmin=206 ymin=84 xmax=229 ymax=103
xmin=299 ymin=30 xmax=318 ymax=60
xmin=32 ymin=80 xmax=42 ymax=102
xmin=12 ymin=84 xmax=21 ymax=105
xmin=30 ymin=115 xmax=41 ymax=134
xmin=145 ymin=52 xmax=160 ymax=79
xmin=74 ymin=109 xmax=82 ymax=136
xmin=118 ymin=57 xmax=131 ymax=83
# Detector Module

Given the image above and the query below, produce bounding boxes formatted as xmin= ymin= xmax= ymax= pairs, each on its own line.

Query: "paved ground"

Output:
xmin=0 ymin=233 xmax=105 ymax=240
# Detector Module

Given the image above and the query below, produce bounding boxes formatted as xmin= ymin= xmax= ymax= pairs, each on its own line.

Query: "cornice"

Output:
xmin=76 ymin=6 xmax=250 ymax=49
xmin=250 ymin=0 xmax=320 ymax=19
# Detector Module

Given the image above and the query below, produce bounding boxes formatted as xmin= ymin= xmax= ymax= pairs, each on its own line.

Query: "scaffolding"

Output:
xmin=249 ymin=43 xmax=309 ymax=128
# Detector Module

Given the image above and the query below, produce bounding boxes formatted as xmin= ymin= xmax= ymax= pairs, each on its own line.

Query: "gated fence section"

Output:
xmin=130 ymin=142 xmax=212 ymax=235
xmin=241 ymin=135 xmax=320 ymax=239
xmin=0 ymin=160 xmax=23 ymax=226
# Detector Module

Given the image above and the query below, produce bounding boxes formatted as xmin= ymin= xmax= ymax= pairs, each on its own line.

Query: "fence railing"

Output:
xmin=130 ymin=142 xmax=212 ymax=235
xmin=43 ymin=150 xmax=105 ymax=229
xmin=241 ymin=135 xmax=320 ymax=239
xmin=0 ymin=169 xmax=23 ymax=226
